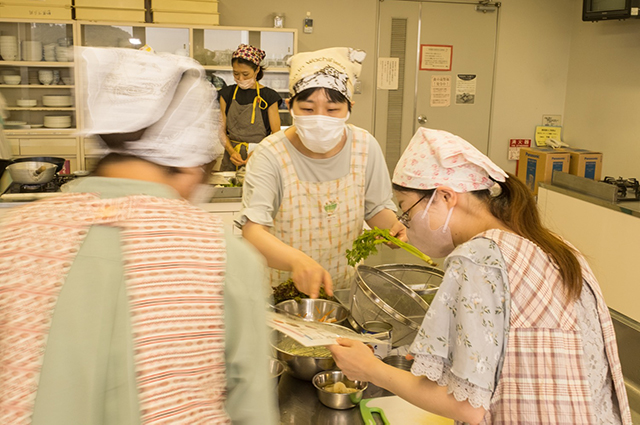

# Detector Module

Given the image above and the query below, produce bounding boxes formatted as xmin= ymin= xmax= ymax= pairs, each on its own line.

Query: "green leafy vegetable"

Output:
xmin=272 ymin=279 xmax=334 ymax=304
xmin=346 ymin=227 xmax=436 ymax=267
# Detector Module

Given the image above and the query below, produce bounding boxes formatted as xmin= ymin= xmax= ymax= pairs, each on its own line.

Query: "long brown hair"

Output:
xmin=474 ymin=173 xmax=582 ymax=300
xmin=394 ymin=174 xmax=583 ymax=300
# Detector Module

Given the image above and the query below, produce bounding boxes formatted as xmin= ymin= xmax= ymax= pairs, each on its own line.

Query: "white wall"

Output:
xmin=489 ymin=0 xmax=575 ymax=174
xmin=563 ymin=0 xmax=640 ymax=178
xmin=223 ymin=0 xmax=636 ymax=178
xmin=218 ymin=0 xmax=378 ymax=131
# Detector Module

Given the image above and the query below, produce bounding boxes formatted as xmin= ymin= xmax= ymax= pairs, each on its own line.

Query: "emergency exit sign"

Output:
xmin=508 ymin=139 xmax=532 ymax=160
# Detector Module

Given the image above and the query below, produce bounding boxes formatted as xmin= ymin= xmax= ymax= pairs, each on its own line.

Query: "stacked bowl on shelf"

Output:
xmin=22 ymin=41 xmax=43 ymax=62
xmin=44 ymin=43 xmax=58 ymax=62
xmin=42 ymin=95 xmax=72 ymax=107
xmin=0 ymin=36 xmax=18 ymax=61
xmin=43 ymin=115 xmax=72 ymax=128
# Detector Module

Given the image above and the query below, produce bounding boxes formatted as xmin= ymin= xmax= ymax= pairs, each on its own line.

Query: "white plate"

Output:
xmin=4 ymin=121 xmax=27 ymax=126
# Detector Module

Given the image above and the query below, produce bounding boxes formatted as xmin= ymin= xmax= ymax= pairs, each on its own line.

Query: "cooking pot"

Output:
xmin=12 ymin=156 xmax=66 ymax=174
xmin=0 ymin=159 xmax=12 ymax=179
xmin=6 ymin=161 xmax=57 ymax=184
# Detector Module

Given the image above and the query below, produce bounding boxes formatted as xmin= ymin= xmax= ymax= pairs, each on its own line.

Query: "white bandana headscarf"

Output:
xmin=393 ymin=128 xmax=508 ymax=193
xmin=288 ymin=47 xmax=366 ymax=101
xmin=78 ymin=47 xmax=223 ymax=168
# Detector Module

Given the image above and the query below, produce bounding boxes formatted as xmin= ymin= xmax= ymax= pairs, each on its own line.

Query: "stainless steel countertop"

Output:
xmin=278 ymin=372 xmax=390 ymax=425
xmin=540 ymin=182 xmax=640 ymax=218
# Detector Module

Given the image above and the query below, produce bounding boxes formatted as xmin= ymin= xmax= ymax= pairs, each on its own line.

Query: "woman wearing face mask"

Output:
xmin=329 ymin=128 xmax=632 ymax=425
xmin=218 ymin=44 xmax=281 ymax=171
xmin=236 ymin=47 xmax=405 ymax=298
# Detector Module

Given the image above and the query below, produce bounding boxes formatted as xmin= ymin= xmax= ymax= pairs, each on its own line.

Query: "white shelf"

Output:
xmin=8 ymin=107 xmax=75 ymax=111
xmin=5 ymin=128 xmax=76 ymax=135
xmin=202 ymin=65 xmax=289 ymax=73
xmin=0 ymin=61 xmax=74 ymax=67
xmin=0 ymin=85 xmax=74 ymax=89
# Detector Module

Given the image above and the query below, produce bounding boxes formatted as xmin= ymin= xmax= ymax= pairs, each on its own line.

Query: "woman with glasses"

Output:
xmin=329 ymin=128 xmax=631 ymax=424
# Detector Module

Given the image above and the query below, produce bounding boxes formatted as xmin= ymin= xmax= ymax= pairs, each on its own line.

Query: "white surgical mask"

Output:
xmin=291 ymin=112 xmax=349 ymax=154
xmin=406 ymin=193 xmax=455 ymax=258
xmin=235 ymin=78 xmax=256 ymax=90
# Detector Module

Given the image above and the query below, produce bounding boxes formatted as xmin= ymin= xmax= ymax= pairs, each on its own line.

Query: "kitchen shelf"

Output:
xmin=8 ymin=107 xmax=75 ymax=111
xmin=0 ymin=85 xmax=75 ymax=89
xmin=0 ymin=61 xmax=74 ymax=67
xmin=202 ymin=65 xmax=290 ymax=73
xmin=5 ymin=128 xmax=75 ymax=134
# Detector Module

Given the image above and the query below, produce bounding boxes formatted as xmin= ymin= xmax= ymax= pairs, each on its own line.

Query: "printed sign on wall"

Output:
xmin=377 ymin=57 xmax=400 ymax=90
xmin=456 ymin=74 xmax=477 ymax=104
xmin=419 ymin=44 xmax=453 ymax=71
xmin=430 ymin=75 xmax=451 ymax=107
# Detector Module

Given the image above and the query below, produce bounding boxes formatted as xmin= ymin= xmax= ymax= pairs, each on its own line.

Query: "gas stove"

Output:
xmin=1 ymin=174 xmax=78 ymax=202
xmin=601 ymin=176 xmax=640 ymax=202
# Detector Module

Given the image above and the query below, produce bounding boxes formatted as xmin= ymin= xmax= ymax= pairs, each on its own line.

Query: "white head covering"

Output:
xmin=393 ymin=128 xmax=508 ymax=193
xmin=78 ymin=47 xmax=222 ymax=168
xmin=287 ymin=47 xmax=366 ymax=101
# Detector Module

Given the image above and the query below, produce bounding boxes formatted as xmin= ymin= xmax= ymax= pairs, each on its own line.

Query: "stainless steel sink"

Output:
xmin=611 ymin=310 xmax=640 ymax=423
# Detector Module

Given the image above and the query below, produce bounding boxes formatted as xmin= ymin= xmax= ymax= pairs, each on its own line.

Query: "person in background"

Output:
xmin=237 ymin=47 xmax=405 ymax=298
xmin=0 ymin=47 xmax=277 ymax=425
xmin=218 ymin=44 xmax=281 ymax=171
xmin=329 ymin=128 xmax=631 ymax=425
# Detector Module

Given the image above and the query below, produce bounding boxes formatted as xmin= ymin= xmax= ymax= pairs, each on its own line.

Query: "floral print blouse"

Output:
xmin=410 ymin=237 xmax=510 ymax=410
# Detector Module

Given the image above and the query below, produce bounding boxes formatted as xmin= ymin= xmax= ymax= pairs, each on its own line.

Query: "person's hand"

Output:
xmin=328 ymin=338 xmax=381 ymax=383
xmin=386 ymin=220 xmax=408 ymax=248
xmin=229 ymin=151 xmax=246 ymax=167
xmin=290 ymin=253 xmax=333 ymax=298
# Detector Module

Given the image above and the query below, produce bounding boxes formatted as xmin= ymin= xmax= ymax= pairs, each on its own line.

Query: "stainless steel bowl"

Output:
xmin=382 ymin=355 xmax=414 ymax=372
xmin=275 ymin=299 xmax=349 ymax=326
xmin=269 ymin=357 xmax=287 ymax=382
xmin=312 ymin=370 xmax=368 ymax=409
xmin=271 ymin=331 xmax=336 ymax=381
xmin=6 ymin=161 xmax=57 ymax=184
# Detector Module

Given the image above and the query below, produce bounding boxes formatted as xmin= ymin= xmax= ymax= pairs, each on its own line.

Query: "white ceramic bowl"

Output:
xmin=17 ymin=99 xmax=37 ymax=107
xmin=42 ymin=95 xmax=72 ymax=107
xmin=61 ymin=77 xmax=73 ymax=85
xmin=43 ymin=115 xmax=71 ymax=128
xmin=3 ymin=75 xmax=21 ymax=85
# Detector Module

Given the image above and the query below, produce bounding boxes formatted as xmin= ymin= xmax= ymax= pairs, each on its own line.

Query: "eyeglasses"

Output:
xmin=397 ymin=194 xmax=428 ymax=229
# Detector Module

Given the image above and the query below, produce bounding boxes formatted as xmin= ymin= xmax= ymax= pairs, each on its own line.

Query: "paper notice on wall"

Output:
xmin=534 ymin=126 xmax=562 ymax=146
xmin=430 ymin=75 xmax=451 ymax=107
xmin=542 ymin=114 xmax=562 ymax=127
xmin=377 ymin=57 xmax=400 ymax=90
xmin=456 ymin=74 xmax=476 ymax=104
xmin=508 ymin=138 xmax=532 ymax=160
xmin=419 ymin=44 xmax=452 ymax=71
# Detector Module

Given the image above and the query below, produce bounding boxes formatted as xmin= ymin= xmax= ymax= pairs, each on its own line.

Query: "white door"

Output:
xmin=375 ymin=0 xmax=499 ymax=172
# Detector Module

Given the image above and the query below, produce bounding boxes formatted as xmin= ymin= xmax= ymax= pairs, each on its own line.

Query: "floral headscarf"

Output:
xmin=232 ymin=44 xmax=266 ymax=67
xmin=393 ymin=128 xmax=508 ymax=193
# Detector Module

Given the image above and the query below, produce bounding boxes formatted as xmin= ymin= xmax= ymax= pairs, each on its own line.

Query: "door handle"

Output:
xmin=417 ymin=115 xmax=428 ymax=124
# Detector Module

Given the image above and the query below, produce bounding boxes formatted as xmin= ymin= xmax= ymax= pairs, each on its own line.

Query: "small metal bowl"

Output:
xmin=312 ymin=370 xmax=368 ymax=409
xmin=269 ymin=357 xmax=287 ymax=383
xmin=271 ymin=331 xmax=336 ymax=381
xmin=275 ymin=299 xmax=349 ymax=326
xmin=382 ymin=355 xmax=414 ymax=372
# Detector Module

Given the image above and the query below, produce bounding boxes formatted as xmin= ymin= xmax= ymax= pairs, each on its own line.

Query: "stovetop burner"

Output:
xmin=601 ymin=176 xmax=640 ymax=202
xmin=3 ymin=174 xmax=78 ymax=195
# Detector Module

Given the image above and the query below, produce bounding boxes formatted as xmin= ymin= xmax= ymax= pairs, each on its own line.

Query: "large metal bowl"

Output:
xmin=271 ymin=331 xmax=336 ymax=381
xmin=312 ymin=370 xmax=368 ymax=409
xmin=6 ymin=161 xmax=57 ymax=184
xmin=275 ymin=299 xmax=349 ymax=326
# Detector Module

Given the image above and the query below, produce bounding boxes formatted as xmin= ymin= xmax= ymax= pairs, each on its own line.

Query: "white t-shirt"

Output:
xmin=235 ymin=125 xmax=397 ymax=228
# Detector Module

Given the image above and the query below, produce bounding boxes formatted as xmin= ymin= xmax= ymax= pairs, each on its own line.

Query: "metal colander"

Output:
xmin=374 ymin=263 xmax=445 ymax=303
xmin=350 ymin=265 xmax=429 ymax=347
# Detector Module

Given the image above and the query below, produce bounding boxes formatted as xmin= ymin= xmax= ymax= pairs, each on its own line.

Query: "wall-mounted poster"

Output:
xmin=430 ymin=75 xmax=451 ymax=107
xmin=377 ymin=57 xmax=400 ymax=90
xmin=456 ymin=74 xmax=477 ymax=104
xmin=419 ymin=44 xmax=453 ymax=71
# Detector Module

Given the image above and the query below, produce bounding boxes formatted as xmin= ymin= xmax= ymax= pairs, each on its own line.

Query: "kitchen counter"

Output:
xmin=539 ymin=182 xmax=640 ymax=218
xmin=278 ymin=372 xmax=390 ymax=425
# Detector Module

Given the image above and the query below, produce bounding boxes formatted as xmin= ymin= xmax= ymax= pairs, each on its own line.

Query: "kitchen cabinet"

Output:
xmin=1 ymin=19 xmax=297 ymax=171
xmin=0 ymin=18 xmax=79 ymax=171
